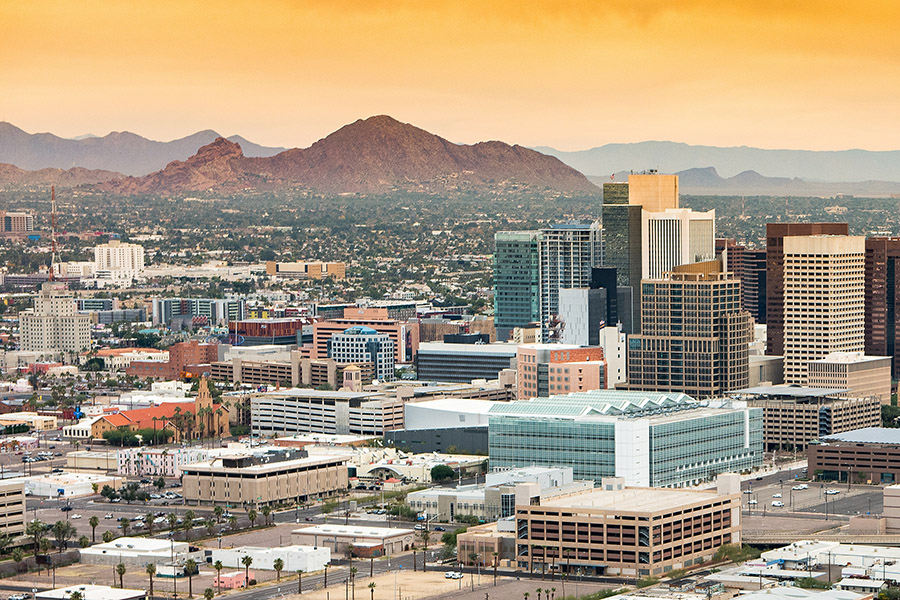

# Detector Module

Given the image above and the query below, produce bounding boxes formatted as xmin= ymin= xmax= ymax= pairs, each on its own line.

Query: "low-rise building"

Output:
xmin=202 ymin=545 xmax=330 ymax=573
xmin=517 ymin=343 xmax=607 ymax=399
xmin=505 ymin=475 xmax=742 ymax=577
xmin=36 ymin=585 xmax=146 ymax=600
xmin=117 ymin=446 xmax=212 ymax=478
xmin=65 ymin=450 xmax=118 ymax=471
xmin=181 ymin=449 xmax=348 ymax=507
xmin=291 ymin=524 xmax=415 ymax=557
xmin=0 ymin=412 xmax=58 ymax=430
xmin=80 ymin=348 xmax=167 ymax=371
xmin=807 ymin=352 xmax=892 ymax=404
xmin=0 ymin=478 xmax=26 ymax=537
xmin=25 ymin=472 xmax=123 ymax=497
xmin=808 ymin=428 xmax=900 ymax=484
xmin=251 ymin=388 xmax=403 ymax=437
xmin=80 ymin=537 xmax=190 ymax=567
xmin=415 ymin=342 xmax=517 ymax=383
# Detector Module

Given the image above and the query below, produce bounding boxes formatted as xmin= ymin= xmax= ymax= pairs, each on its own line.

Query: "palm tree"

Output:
xmin=524 ymin=594 xmax=530 ymax=600
xmin=119 ymin=517 xmax=130 ymax=536
xmin=350 ymin=567 xmax=358 ymax=600
xmin=26 ymin=518 xmax=45 ymax=554
xmin=550 ymin=587 xmax=557 ymax=600
xmin=247 ymin=509 xmax=257 ymax=528
xmin=79 ymin=535 xmax=90 ymax=548
xmin=205 ymin=518 xmax=216 ymax=536
xmin=468 ymin=552 xmax=479 ymax=591
xmin=368 ymin=582 xmax=376 ymax=600
xmin=492 ymin=551 xmax=499 ymax=586
xmin=417 ymin=529 xmax=431 ymax=572
xmin=102 ymin=530 xmax=114 ymax=543
xmin=273 ymin=558 xmax=284 ymax=581
xmin=184 ymin=510 xmax=196 ymax=541
xmin=241 ymin=555 xmax=253 ymax=588
xmin=146 ymin=563 xmax=156 ymax=598
xmin=185 ymin=558 xmax=198 ymax=598
xmin=228 ymin=515 xmax=237 ymax=529
xmin=145 ymin=513 xmax=155 ymax=535
xmin=203 ymin=589 xmax=214 ymax=600
xmin=167 ymin=512 xmax=178 ymax=532
xmin=536 ymin=588 xmax=543 ymax=600
xmin=213 ymin=560 xmax=223 ymax=595
xmin=214 ymin=506 xmax=224 ymax=523
xmin=297 ymin=570 xmax=303 ymax=595
xmin=70 ymin=592 xmax=83 ymax=600
xmin=89 ymin=516 xmax=100 ymax=542
xmin=53 ymin=520 xmax=76 ymax=552
xmin=116 ymin=562 xmax=127 ymax=588
xmin=11 ymin=549 xmax=24 ymax=573
xmin=261 ymin=506 xmax=272 ymax=526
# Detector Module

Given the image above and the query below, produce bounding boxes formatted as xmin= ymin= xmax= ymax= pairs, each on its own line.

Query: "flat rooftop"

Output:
xmin=820 ymin=427 xmax=900 ymax=445
xmin=811 ymin=353 xmax=891 ymax=365
xmin=36 ymin=585 xmax=147 ymax=600
xmin=537 ymin=486 xmax=727 ymax=512
xmin=736 ymin=385 xmax=850 ymax=398
xmin=275 ymin=433 xmax=377 ymax=445
xmin=417 ymin=342 xmax=517 ymax=356
xmin=293 ymin=524 xmax=414 ymax=538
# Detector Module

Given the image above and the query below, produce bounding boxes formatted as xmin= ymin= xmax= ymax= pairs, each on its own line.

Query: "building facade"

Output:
xmin=19 ymin=282 xmax=91 ymax=354
xmin=94 ymin=240 xmax=145 ymax=278
xmin=251 ymin=388 xmax=404 ymax=436
xmin=627 ymin=269 xmax=751 ymax=399
xmin=807 ymin=352 xmax=892 ymax=404
xmin=311 ymin=308 xmax=418 ymax=364
xmin=864 ymin=237 xmax=900 ymax=378
xmin=782 ymin=235 xmax=865 ymax=385
xmin=415 ymin=342 xmax=517 ymax=383
xmin=642 ymin=208 xmax=716 ymax=281
xmin=516 ymin=344 xmax=606 ymax=399
xmin=493 ymin=231 xmax=542 ymax=331
xmin=327 ymin=325 xmax=396 ymax=382
xmin=808 ymin=428 xmax=900 ymax=484
xmin=0 ymin=478 xmax=26 ymax=538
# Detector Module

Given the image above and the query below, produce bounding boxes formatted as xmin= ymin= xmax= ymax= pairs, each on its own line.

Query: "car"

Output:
xmin=772 ymin=493 xmax=782 ymax=498
xmin=772 ymin=501 xmax=785 ymax=508
xmin=71 ymin=514 xmax=82 ymax=519
xmin=169 ymin=483 xmax=180 ymax=488
xmin=747 ymin=499 xmax=758 ymax=505
xmin=444 ymin=572 xmax=457 ymax=579
xmin=110 ymin=498 xmax=121 ymax=503
xmin=154 ymin=517 xmax=167 ymax=524
xmin=10 ymin=593 xmax=28 ymax=600
xmin=140 ymin=478 xmax=151 ymax=484
xmin=60 ymin=505 xmax=73 ymax=512
xmin=55 ymin=452 xmax=63 ymax=456
xmin=49 ymin=445 xmax=56 ymax=449
xmin=743 ymin=489 xmax=752 ymax=494
xmin=131 ymin=515 xmax=144 ymax=521
xmin=414 ymin=524 xmax=425 ymax=530
xmin=149 ymin=494 xmax=162 ymax=499
xmin=104 ymin=513 xmax=114 ymax=519
xmin=434 ymin=526 xmax=446 ymax=531
xmin=792 ymin=484 xmax=808 ymax=491
xmin=825 ymin=489 xmax=840 ymax=495
xmin=451 ymin=572 xmax=464 ymax=579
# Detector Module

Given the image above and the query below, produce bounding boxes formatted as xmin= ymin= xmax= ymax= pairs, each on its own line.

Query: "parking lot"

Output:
xmin=741 ymin=478 xmax=883 ymax=517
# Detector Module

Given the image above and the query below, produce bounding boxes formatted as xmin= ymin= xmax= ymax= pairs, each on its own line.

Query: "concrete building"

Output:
xmin=94 ymin=240 xmax=145 ymax=278
xmin=265 ymin=261 xmax=345 ymax=279
xmin=0 ymin=211 xmax=34 ymax=233
xmin=0 ymin=412 xmax=58 ymax=430
xmin=125 ymin=339 xmax=218 ymax=380
xmin=79 ymin=348 xmax=168 ymax=371
xmin=227 ymin=318 xmax=306 ymax=346
xmin=628 ymin=172 xmax=679 ymax=212
xmin=327 ymin=326 xmax=395 ymax=382
xmin=603 ymin=203 xmax=644 ymax=332
xmin=19 ymin=282 xmax=91 ymax=354
xmin=181 ymin=449 xmax=348 ymax=507
xmin=735 ymin=385 xmax=881 ymax=451
xmin=507 ymin=475 xmax=741 ymax=577
xmin=782 ymin=235 xmax=865 ymax=385
xmin=642 ymin=208 xmax=716 ymax=281
xmin=65 ymin=450 xmax=117 ymax=471
xmin=808 ymin=428 xmax=900 ymax=484
xmin=385 ymin=425 xmax=489 ymax=455
xmin=493 ymin=231 xmax=542 ymax=334
xmin=251 ymin=388 xmax=403 ymax=436
xmin=36 ymin=585 xmax=146 ymax=600
xmin=150 ymin=297 xmax=245 ymax=326
xmin=489 ymin=391 xmax=763 ymax=487
xmin=117 ymin=446 xmax=212 ymax=478
xmin=748 ymin=355 xmax=784 ymax=387
xmin=415 ymin=342 xmax=517 ymax=383
xmin=25 ymin=472 xmax=122 ymax=497
xmin=0 ymin=478 xmax=26 ymax=537
xmin=403 ymin=398 xmax=496 ymax=430
xmin=312 ymin=308 xmax=418 ymax=364
xmin=865 ymin=237 xmax=900 ymax=378
xmin=627 ymin=268 xmax=751 ymax=399
xmin=203 ymin=545 xmax=330 ymax=573
xmin=292 ymin=525 xmax=415 ymax=557
xmin=80 ymin=537 xmax=190 ymax=567
xmin=517 ymin=344 xmax=606 ymax=399
xmin=766 ymin=223 xmax=850 ymax=356
xmin=808 ymin=352 xmax=892 ymax=404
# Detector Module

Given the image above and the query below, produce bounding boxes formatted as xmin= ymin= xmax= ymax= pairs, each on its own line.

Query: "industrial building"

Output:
xmin=203 ymin=546 xmax=330 ymax=573
xmin=292 ymin=525 xmax=415 ymax=558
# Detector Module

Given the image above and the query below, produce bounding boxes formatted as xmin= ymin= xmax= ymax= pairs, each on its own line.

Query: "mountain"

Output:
xmin=588 ymin=167 xmax=900 ymax=197
xmin=0 ymin=122 xmax=286 ymax=176
xmin=0 ymin=162 xmax=122 ymax=187
xmin=537 ymin=141 xmax=900 ymax=183
xmin=103 ymin=115 xmax=598 ymax=196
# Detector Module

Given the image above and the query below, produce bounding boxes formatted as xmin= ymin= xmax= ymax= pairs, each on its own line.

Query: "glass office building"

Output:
xmin=494 ymin=231 xmax=542 ymax=330
xmin=488 ymin=390 xmax=762 ymax=488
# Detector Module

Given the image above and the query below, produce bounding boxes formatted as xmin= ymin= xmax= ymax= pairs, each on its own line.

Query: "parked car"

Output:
xmin=414 ymin=524 xmax=425 ymax=530
xmin=71 ymin=514 xmax=82 ymax=519
xmin=772 ymin=501 xmax=785 ymax=508
xmin=104 ymin=513 xmax=114 ymax=519
xmin=747 ymin=499 xmax=757 ymax=505
xmin=60 ymin=505 xmax=73 ymax=512
xmin=434 ymin=526 xmax=446 ymax=531
xmin=825 ymin=489 xmax=840 ymax=495
xmin=772 ymin=493 xmax=782 ymax=498
xmin=10 ymin=593 xmax=29 ymax=600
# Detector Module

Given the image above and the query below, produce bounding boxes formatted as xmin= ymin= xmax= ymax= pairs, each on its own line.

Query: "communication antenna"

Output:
xmin=48 ymin=186 xmax=62 ymax=280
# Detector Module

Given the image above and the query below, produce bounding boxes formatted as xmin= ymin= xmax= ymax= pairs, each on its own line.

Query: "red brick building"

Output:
xmin=126 ymin=340 xmax=218 ymax=380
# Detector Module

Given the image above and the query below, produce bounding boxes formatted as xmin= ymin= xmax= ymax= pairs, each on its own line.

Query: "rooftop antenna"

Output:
xmin=49 ymin=186 xmax=62 ymax=281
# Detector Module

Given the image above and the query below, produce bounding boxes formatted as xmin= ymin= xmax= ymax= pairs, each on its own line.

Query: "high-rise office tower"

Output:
xmin=602 ymin=182 xmax=630 ymax=205
xmin=19 ymin=282 xmax=91 ymax=354
xmin=642 ymin=208 xmax=716 ymax=280
xmin=539 ymin=222 xmax=602 ymax=340
xmin=628 ymin=171 xmax=679 ymax=212
xmin=741 ymin=249 xmax=767 ymax=323
xmin=627 ymin=263 xmax=751 ymax=398
xmin=782 ymin=235 xmax=865 ymax=385
xmin=493 ymin=231 xmax=542 ymax=335
xmin=765 ymin=222 xmax=849 ymax=356
xmin=865 ymin=237 xmax=900 ymax=378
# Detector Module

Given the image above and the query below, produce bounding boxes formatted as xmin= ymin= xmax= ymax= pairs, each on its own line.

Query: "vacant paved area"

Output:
xmin=743 ymin=513 xmax=845 ymax=536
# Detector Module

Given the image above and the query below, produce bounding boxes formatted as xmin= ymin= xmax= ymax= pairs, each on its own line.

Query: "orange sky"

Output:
xmin=2 ymin=0 xmax=899 ymax=151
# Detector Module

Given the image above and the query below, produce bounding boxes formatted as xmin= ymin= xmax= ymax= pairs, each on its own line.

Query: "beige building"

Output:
xmin=181 ymin=450 xmax=348 ymax=507
xmin=0 ymin=478 xmax=26 ymax=538
xmin=783 ymin=235 xmax=866 ymax=385
xmin=291 ymin=524 xmax=415 ymax=557
xmin=486 ymin=475 xmax=741 ymax=577
xmin=0 ymin=412 xmax=58 ymax=431
xmin=808 ymin=352 xmax=892 ymax=404
xmin=19 ymin=283 xmax=91 ymax=354
xmin=94 ymin=240 xmax=145 ymax=278
xmin=628 ymin=172 xmax=679 ymax=212
xmin=265 ymin=261 xmax=345 ymax=280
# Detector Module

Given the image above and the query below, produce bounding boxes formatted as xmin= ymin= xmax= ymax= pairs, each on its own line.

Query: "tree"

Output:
xmin=417 ymin=529 xmax=432 ymax=572
xmin=146 ymin=563 xmax=156 ymax=598
xmin=79 ymin=535 xmax=90 ymax=548
xmin=537 ymin=588 xmax=543 ymax=600
xmin=368 ymin=582 xmax=376 ymax=600
xmin=204 ymin=588 xmax=215 ymax=600
xmin=70 ymin=592 xmax=83 ymax=600
xmin=262 ymin=505 xmax=272 ymax=526
xmin=89 ymin=516 xmax=100 ymax=542
xmin=119 ymin=517 xmax=130 ymax=537
xmin=167 ymin=512 xmax=178 ymax=531
xmin=205 ymin=518 xmax=216 ymax=536
xmin=145 ymin=513 xmax=155 ymax=535
xmin=26 ymin=519 xmax=45 ymax=554
xmin=468 ymin=552 xmax=479 ymax=590
xmin=228 ymin=515 xmax=237 ymax=529
xmin=241 ymin=555 xmax=253 ymax=588
xmin=273 ymin=558 xmax=284 ymax=581
xmin=248 ymin=508 xmax=258 ymax=528
xmin=184 ymin=510 xmax=196 ymax=540
xmin=116 ymin=562 xmax=127 ymax=588
xmin=350 ymin=567 xmax=359 ymax=600
xmin=185 ymin=558 xmax=198 ymax=598
xmin=154 ymin=477 xmax=166 ymax=492
xmin=214 ymin=506 xmax=224 ymax=523
xmin=493 ymin=551 xmax=499 ymax=586
xmin=11 ymin=548 xmax=24 ymax=573
xmin=430 ymin=464 xmax=455 ymax=482
xmin=213 ymin=560 xmax=224 ymax=594
xmin=103 ymin=530 xmax=114 ymax=543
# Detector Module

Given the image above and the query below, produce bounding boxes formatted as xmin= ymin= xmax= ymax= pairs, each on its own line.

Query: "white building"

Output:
xmin=80 ymin=537 xmax=189 ymax=567
xmin=25 ymin=472 xmax=122 ymax=497
xmin=19 ymin=283 xmax=91 ymax=354
xmin=327 ymin=326 xmax=396 ymax=382
xmin=117 ymin=446 xmax=212 ymax=478
xmin=403 ymin=398 xmax=497 ymax=430
xmin=642 ymin=208 xmax=716 ymax=280
xmin=63 ymin=416 xmax=104 ymax=439
xmin=94 ymin=240 xmax=145 ymax=277
xmin=203 ymin=545 xmax=330 ymax=573
xmin=36 ymin=585 xmax=147 ymax=600
xmin=783 ymin=235 xmax=865 ymax=385
xmin=292 ymin=525 xmax=415 ymax=557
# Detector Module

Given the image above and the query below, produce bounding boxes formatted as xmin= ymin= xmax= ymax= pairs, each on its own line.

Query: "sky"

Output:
xmin=2 ymin=0 xmax=899 ymax=152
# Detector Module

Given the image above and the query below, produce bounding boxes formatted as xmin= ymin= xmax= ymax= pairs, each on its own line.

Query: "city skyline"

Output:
xmin=2 ymin=1 xmax=899 ymax=152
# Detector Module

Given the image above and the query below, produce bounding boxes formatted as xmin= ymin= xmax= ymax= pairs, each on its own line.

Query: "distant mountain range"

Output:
xmin=0 ymin=122 xmax=286 ymax=176
xmin=97 ymin=115 xmax=597 ymax=195
xmin=538 ymin=141 xmax=900 ymax=184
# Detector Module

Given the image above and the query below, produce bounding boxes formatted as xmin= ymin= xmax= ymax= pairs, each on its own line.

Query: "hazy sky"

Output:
xmin=3 ymin=0 xmax=899 ymax=151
